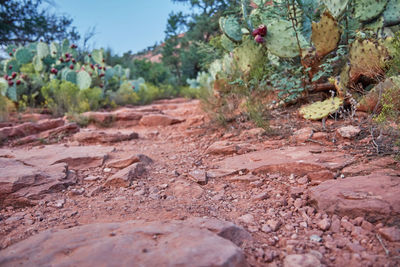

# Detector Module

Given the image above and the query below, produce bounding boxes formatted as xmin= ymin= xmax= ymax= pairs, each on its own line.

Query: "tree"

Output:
xmin=0 ymin=0 xmax=80 ymax=46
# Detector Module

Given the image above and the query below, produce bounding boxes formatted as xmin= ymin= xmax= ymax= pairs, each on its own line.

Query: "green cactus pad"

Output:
xmin=300 ymin=97 xmax=343 ymax=120
xmin=311 ymin=11 xmax=341 ymax=57
xmin=0 ymin=78 xmax=8 ymax=96
xmin=50 ymin=42 xmax=59 ymax=58
xmin=77 ymin=71 xmax=92 ymax=90
xmin=266 ymin=19 xmax=308 ymax=58
xmin=363 ymin=16 xmax=384 ymax=31
xmin=7 ymin=85 xmax=17 ymax=102
xmin=62 ymin=69 xmax=77 ymax=84
xmin=61 ymin=39 xmax=70 ymax=53
xmin=15 ymin=48 xmax=34 ymax=64
xmin=221 ymin=34 xmax=235 ymax=52
xmin=105 ymin=68 xmax=115 ymax=80
xmin=233 ymin=37 xmax=266 ymax=75
xmin=5 ymin=45 xmax=17 ymax=55
xmin=32 ymin=56 xmax=44 ymax=72
xmin=349 ymin=39 xmax=388 ymax=82
xmin=4 ymin=59 xmax=19 ymax=75
xmin=37 ymin=42 xmax=50 ymax=59
xmin=354 ymin=0 xmax=388 ymax=22
xmin=219 ymin=16 xmax=242 ymax=42
xmin=113 ymin=65 xmax=123 ymax=77
xmin=321 ymin=0 xmax=349 ymax=18
xmin=383 ymin=0 xmax=400 ymax=26
xmin=92 ymin=49 xmax=104 ymax=65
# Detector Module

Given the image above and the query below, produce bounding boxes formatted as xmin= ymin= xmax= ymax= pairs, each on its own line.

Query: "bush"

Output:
xmin=78 ymin=87 xmax=103 ymax=112
xmin=108 ymin=82 xmax=139 ymax=106
xmin=41 ymin=80 xmax=80 ymax=116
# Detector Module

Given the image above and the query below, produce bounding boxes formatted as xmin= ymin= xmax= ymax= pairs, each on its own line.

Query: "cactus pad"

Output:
xmin=349 ymin=39 xmax=388 ymax=82
xmin=37 ymin=42 xmax=50 ymax=59
xmin=300 ymin=97 xmax=343 ymax=120
xmin=15 ymin=48 xmax=34 ymax=64
xmin=77 ymin=71 xmax=92 ymax=90
xmin=266 ymin=19 xmax=307 ymax=58
xmin=233 ymin=37 xmax=266 ymax=75
xmin=32 ymin=56 xmax=44 ymax=72
xmin=50 ymin=42 xmax=59 ymax=58
xmin=354 ymin=0 xmax=388 ymax=22
xmin=4 ymin=59 xmax=19 ymax=76
xmin=221 ymin=34 xmax=235 ymax=52
xmin=311 ymin=11 xmax=341 ymax=57
xmin=219 ymin=16 xmax=242 ymax=42
xmin=383 ymin=0 xmax=400 ymax=26
xmin=321 ymin=0 xmax=349 ymax=18
xmin=62 ymin=69 xmax=77 ymax=84
xmin=91 ymin=49 xmax=104 ymax=65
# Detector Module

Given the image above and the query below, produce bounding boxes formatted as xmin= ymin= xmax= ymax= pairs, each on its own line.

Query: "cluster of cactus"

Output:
xmin=1 ymin=39 xmax=132 ymax=103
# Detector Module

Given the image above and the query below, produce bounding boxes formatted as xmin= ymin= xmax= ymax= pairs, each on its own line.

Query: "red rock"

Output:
xmin=216 ymin=145 xmax=354 ymax=177
xmin=106 ymin=155 xmax=141 ymax=169
xmin=0 ymin=158 xmax=75 ymax=207
xmin=309 ymin=174 xmax=400 ymax=223
xmin=14 ymin=123 xmax=79 ymax=145
xmin=139 ymin=114 xmax=184 ymax=126
xmin=206 ymin=141 xmax=240 ymax=155
xmin=104 ymin=163 xmax=147 ymax=187
xmin=378 ymin=227 xmax=400 ymax=242
xmin=292 ymin=127 xmax=313 ymax=142
xmin=284 ymin=253 xmax=321 ymax=267
xmin=317 ymin=218 xmax=331 ymax=231
xmin=0 ymin=118 xmax=64 ymax=141
xmin=0 ymin=219 xmax=248 ymax=267
xmin=336 ymin=125 xmax=361 ymax=139
xmin=73 ymin=131 xmax=138 ymax=143
xmin=307 ymin=170 xmax=334 ymax=182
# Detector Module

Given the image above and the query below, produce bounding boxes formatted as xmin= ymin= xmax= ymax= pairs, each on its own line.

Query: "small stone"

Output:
xmin=267 ymin=219 xmax=281 ymax=231
xmin=70 ymin=188 xmax=85 ymax=195
xmin=300 ymin=222 xmax=308 ymax=228
xmin=361 ymin=220 xmax=374 ymax=232
xmin=378 ymin=227 xmax=400 ymax=242
xmin=84 ymin=175 xmax=100 ymax=181
xmin=317 ymin=218 xmax=331 ymax=231
xmin=341 ymin=220 xmax=354 ymax=232
xmin=134 ymin=189 xmax=145 ymax=196
xmin=103 ymin=168 xmax=112 ymax=173
xmin=337 ymin=125 xmax=361 ymax=139
xmin=53 ymin=199 xmax=65 ymax=208
xmin=283 ymin=253 xmax=321 ymax=267
xmin=294 ymin=198 xmax=304 ymax=209
xmin=331 ymin=218 xmax=341 ymax=233
xmin=261 ymin=224 xmax=272 ymax=233
xmin=159 ymin=184 xmax=169 ymax=189
xmin=298 ymin=176 xmax=309 ymax=185
xmin=188 ymin=169 xmax=208 ymax=185
xmin=310 ymin=235 xmax=322 ymax=242
xmin=239 ymin=214 xmax=254 ymax=225
xmin=253 ymin=192 xmax=268 ymax=201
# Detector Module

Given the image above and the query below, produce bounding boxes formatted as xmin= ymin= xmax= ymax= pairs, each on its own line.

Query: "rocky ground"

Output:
xmin=0 ymin=98 xmax=399 ymax=266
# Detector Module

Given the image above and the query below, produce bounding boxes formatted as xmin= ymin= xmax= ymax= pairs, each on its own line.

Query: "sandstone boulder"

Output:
xmin=309 ymin=173 xmax=400 ymax=224
xmin=73 ymin=131 xmax=138 ymax=144
xmin=139 ymin=114 xmax=184 ymax=126
xmin=0 ymin=219 xmax=249 ymax=267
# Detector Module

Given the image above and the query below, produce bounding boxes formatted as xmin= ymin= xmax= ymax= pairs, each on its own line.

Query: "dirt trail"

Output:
xmin=0 ymin=98 xmax=399 ymax=266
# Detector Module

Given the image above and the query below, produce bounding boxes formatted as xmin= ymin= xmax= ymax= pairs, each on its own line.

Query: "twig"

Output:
xmin=376 ymin=233 xmax=390 ymax=256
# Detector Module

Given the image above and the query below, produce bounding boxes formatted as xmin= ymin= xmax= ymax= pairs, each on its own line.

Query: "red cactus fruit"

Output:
xmin=69 ymin=64 xmax=74 ymax=70
xmin=99 ymin=73 xmax=105 ymax=77
xmin=255 ymin=35 xmax=265 ymax=44
xmin=8 ymin=80 xmax=14 ymax=86
xmin=258 ymin=25 xmax=267 ymax=36
xmin=252 ymin=28 xmax=260 ymax=37
xmin=16 ymin=80 xmax=21 ymax=85
xmin=88 ymin=54 xmax=92 ymax=57
xmin=11 ymin=72 xmax=17 ymax=79
xmin=8 ymin=65 xmax=12 ymax=70
xmin=9 ymin=52 xmax=13 ymax=57
xmin=12 ymin=48 xmax=16 ymax=52
xmin=65 ymin=53 xmax=70 ymax=58
xmin=4 ymin=75 xmax=8 ymax=80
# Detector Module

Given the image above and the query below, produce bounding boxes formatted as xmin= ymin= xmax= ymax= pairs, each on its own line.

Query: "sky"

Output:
xmin=51 ymin=0 xmax=192 ymax=55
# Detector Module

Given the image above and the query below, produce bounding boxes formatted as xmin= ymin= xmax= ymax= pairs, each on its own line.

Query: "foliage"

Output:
xmin=41 ymin=80 xmax=80 ymax=116
xmin=0 ymin=0 xmax=80 ymax=46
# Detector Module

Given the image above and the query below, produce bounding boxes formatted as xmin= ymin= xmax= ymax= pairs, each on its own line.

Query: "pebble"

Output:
xmin=310 ymin=235 xmax=322 ymax=242
xmin=261 ymin=224 xmax=272 ymax=233
xmin=267 ymin=219 xmax=281 ymax=231
xmin=103 ymin=168 xmax=112 ymax=173
xmin=378 ymin=227 xmax=400 ymax=242
xmin=283 ymin=254 xmax=321 ymax=267
xmin=239 ymin=214 xmax=254 ymax=224
xmin=84 ymin=175 xmax=100 ymax=181
xmin=297 ymin=176 xmax=309 ymax=185
xmin=252 ymin=192 xmax=268 ymax=201
xmin=317 ymin=218 xmax=331 ymax=231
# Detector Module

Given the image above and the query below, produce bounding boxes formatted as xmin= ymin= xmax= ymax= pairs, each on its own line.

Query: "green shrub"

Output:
xmin=41 ymin=80 xmax=80 ymax=116
xmin=108 ymin=82 xmax=139 ymax=106
xmin=78 ymin=87 xmax=103 ymax=112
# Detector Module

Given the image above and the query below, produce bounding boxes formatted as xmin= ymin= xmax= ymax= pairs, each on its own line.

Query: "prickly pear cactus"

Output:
xmin=77 ymin=71 xmax=92 ymax=90
xmin=4 ymin=59 xmax=19 ymax=76
xmin=62 ymin=69 xmax=77 ymax=84
xmin=364 ymin=16 xmax=384 ymax=31
xmin=266 ymin=19 xmax=307 ymax=58
xmin=233 ymin=37 xmax=266 ymax=75
xmin=105 ymin=68 xmax=115 ymax=80
xmin=300 ymin=97 xmax=343 ymax=120
xmin=32 ymin=56 xmax=44 ymax=72
xmin=311 ymin=11 xmax=341 ymax=57
xmin=321 ymin=0 xmax=349 ymax=18
xmin=219 ymin=16 xmax=243 ymax=42
xmin=37 ymin=42 xmax=50 ymax=59
xmin=383 ymin=0 xmax=400 ymax=26
xmin=349 ymin=39 xmax=388 ymax=82
xmin=92 ymin=49 xmax=104 ymax=65
xmin=113 ymin=65 xmax=123 ymax=77
xmin=50 ymin=42 xmax=59 ymax=58
xmin=221 ymin=34 xmax=235 ymax=52
xmin=354 ymin=0 xmax=388 ymax=22
xmin=15 ymin=48 xmax=34 ymax=64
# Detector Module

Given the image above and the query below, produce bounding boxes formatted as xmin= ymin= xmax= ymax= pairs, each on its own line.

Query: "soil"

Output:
xmin=0 ymin=98 xmax=399 ymax=267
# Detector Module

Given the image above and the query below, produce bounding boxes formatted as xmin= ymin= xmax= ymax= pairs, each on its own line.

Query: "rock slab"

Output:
xmin=309 ymin=173 xmax=400 ymax=224
xmin=0 ymin=219 xmax=249 ymax=267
